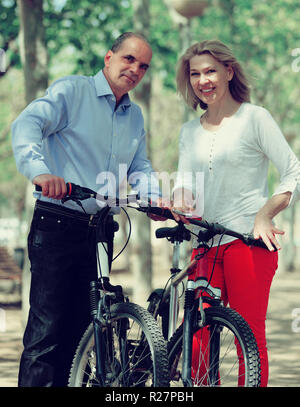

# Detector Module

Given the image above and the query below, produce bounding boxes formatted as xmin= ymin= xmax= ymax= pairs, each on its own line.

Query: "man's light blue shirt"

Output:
xmin=12 ymin=70 xmax=160 ymax=213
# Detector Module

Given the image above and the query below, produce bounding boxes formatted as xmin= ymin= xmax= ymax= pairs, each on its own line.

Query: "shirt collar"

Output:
xmin=93 ymin=70 xmax=131 ymax=109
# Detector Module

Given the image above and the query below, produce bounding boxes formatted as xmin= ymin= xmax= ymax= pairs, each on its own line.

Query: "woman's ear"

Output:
xmin=227 ymin=65 xmax=234 ymax=81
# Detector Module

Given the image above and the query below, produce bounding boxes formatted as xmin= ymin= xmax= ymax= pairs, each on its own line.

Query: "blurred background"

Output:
xmin=0 ymin=0 xmax=299 ymax=314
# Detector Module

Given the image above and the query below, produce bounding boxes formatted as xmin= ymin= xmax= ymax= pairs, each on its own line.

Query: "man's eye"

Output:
xmin=125 ymin=56 xmax=134 ymax=62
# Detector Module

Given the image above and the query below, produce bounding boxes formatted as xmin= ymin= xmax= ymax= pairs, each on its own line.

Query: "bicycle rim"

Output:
xmin=168 ymin=306 xmax=261 ymax=387
xmin=68 ymin=302 xmax=169 ymax=387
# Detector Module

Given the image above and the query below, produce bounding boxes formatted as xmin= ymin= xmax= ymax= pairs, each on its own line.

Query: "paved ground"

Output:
xmin=0 ymin=268 xmax=299 ymax=387
xmin=0 ymin=305 xmax=23 ymax=387
xmin=266 ymin=270 xmax=300 ymax=386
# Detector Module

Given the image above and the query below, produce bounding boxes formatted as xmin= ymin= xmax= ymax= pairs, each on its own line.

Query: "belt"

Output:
xmin=35 ymin=200 xmax=100 ymax=225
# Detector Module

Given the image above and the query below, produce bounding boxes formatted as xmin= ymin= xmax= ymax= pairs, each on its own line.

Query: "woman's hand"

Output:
xmin=171 ymin=187 xmax=195 ymax=224
xmin=170 ymin=204 xmax=194 ymax=224
xmin=253 ymin=192 xmax=291 ymax=251
xmin=253 ymin=213 xmax=284 ymax=251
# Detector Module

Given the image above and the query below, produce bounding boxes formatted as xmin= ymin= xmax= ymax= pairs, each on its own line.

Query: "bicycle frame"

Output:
xmin=155 ymin=231 xmax=223 ymax=386
xmin=160 ymin=242 xmax=222 ymax=340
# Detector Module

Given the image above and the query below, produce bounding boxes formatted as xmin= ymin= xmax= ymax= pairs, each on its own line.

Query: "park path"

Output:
xmin=0 ymin=268 xmax=299 ymax=387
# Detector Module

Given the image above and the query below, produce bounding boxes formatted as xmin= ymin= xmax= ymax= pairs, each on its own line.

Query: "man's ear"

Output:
xmin=104 ymin=50 xmax=113 ymax=67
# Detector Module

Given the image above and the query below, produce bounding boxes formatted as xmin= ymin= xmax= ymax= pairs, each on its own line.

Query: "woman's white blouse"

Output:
xmin=174 ymin=103 xmax=300 ymax=247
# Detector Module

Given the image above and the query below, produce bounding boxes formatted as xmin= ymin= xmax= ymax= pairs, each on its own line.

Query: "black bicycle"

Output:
xmin=35 ymin=183 xmax=169 ymax=387
xmin=41 ymin=183 xmax=266 ymax=387
xmin=136 ymin=207 xmax=266 ymax=387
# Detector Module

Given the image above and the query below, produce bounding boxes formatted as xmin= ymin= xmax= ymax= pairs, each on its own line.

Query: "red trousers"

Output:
xmin=190 ymin=239 xmax=278 ymax=387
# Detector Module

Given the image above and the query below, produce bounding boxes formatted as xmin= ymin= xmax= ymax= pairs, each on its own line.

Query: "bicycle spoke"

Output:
xmin=69 ymin=303 xmax=169 ymax=387
xmin=168 ymin=307 xmax=260 ymax=387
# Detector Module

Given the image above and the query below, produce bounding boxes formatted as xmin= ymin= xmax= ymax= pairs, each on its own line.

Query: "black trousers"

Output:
xmin=18 ymin=203 xmax=107 ymax=387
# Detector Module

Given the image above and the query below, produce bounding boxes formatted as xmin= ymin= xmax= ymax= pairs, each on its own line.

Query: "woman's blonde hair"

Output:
xmin=176 ymin=39 xmax=251 ymax=110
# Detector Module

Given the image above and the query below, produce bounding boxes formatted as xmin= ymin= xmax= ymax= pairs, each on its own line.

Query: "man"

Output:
xmin=12 ymin=32 xmax=161 ymax=387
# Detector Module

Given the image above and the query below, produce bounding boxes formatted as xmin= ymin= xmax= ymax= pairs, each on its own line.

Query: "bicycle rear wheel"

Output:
xmin=68 ymin=302 xmax=169 ymax=387
xmin=168 ymin=306 xmax=261 ymax=387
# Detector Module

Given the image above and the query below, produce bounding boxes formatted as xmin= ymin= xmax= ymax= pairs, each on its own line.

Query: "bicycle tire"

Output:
xmin=147 ymin=289 xmax=170 ymax=341
xmin=68 ymin=302 xmax=170 ymax=387
xmin=168 ymin=306 xmax=261 ymax=387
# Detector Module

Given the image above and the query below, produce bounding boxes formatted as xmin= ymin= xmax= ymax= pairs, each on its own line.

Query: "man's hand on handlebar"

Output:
xmin=33 ymin=174 xmax=67 ymax=200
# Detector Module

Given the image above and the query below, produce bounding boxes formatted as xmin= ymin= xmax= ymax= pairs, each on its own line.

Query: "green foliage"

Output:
xmin=149 ymin=0 xmax=181 ymax=90
xmin=0 ymin=0 xmax=20 ymax=69
xmin=0 ymin=68 xmax=26 ymax=213
xmin=44 ymin=0 xmax=134 ymax=75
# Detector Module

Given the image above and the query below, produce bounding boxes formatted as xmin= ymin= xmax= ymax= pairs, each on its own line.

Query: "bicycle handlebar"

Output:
xmin=34 ymin=182 xmax=273 ymax=251
xmin=35 ymin=182 xmax=139 ymax=205
xmin=136 ymin=204 xmax=270 ymax=248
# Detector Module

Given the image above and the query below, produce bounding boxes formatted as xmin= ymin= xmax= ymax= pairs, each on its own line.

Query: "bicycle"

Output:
xmin=35 ymin=183 xmax=169 ymax=387
xmin=135 ymin=207 xmax=268 ymax=387
xmin=38 ymin=183 xmax=266 ymax=387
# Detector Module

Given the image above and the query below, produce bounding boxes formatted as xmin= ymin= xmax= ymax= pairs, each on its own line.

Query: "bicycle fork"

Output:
xmin=89 ymin=242 xmax=111 ymax=385
xmin=89 ymin=242 xmax=124 ymax=386
xmin=168 ymin=241 xmax=181 ymax=340
xmin=181 ymin=286 xmax=197 ymax=387
xmin=90 ymin=280 xmax=107 ymax=385
xmin=181 ymin=279 xmax=222 ymax=387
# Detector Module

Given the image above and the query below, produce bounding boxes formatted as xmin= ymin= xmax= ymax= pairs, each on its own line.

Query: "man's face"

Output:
xmin=103 ymin=37 xmax=152 ymax=102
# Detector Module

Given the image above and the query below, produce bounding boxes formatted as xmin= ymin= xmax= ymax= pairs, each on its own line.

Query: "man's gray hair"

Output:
xmin=111 ymin=32 xmax=151 ymax=52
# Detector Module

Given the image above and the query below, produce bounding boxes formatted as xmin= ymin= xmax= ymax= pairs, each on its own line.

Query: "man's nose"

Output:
xmin=130 ymin=62 xmax=140 ymax=75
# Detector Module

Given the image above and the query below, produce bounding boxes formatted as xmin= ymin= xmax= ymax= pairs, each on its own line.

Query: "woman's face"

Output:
xmin=189 ymin=53 xmax=233 ymax=106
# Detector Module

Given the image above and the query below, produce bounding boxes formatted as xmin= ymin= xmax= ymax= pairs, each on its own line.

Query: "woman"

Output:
xmin=171 ymin=39 xmax=300 ymax=386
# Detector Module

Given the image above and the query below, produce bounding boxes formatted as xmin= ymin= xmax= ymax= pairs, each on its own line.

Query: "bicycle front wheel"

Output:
xmin=168 ymin=306 xmax=261 ymax=387
xmin=68 ymin=302 xmax=169 ymax=387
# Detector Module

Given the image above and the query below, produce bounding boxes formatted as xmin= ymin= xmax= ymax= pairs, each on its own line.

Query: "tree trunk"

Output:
xmin=17 ymin=0 xmax=48 ymax=325
xmin=18 ymin=0 xmax=48 ymax=104
xmin=130 ymin=0 xmax=153 ymax=307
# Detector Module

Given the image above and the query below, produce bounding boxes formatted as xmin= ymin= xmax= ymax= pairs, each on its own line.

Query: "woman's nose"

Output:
xmin=198 ymin=74 xmax=209 ymax=86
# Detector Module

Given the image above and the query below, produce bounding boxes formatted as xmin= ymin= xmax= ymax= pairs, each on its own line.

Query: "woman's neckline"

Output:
xmin=199 ymin=102 xmax=245 ymax=133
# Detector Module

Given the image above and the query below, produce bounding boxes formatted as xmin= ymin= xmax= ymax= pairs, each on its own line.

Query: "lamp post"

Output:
xmin=171 ymin=0 xmax=209 ymax=47
xmin=172 ymin=0 xmax=208 ymax=18
xmin=170 ymin=1 xmax=209 ymax=121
